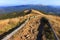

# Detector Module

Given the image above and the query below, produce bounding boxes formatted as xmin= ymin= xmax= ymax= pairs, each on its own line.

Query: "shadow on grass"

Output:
xmin=36 ymin=17 xmax=49 ymax=40
xmin=0 ymin=9 xmax=32 ymax=40
xmin=0 ymin=19 xmax=26 ymax=40
xmin=36 ymin=17 xmax=59 ymax=40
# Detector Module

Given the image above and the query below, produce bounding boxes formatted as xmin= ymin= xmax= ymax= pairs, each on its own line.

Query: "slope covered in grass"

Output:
xmin=0 ymin=10 xmax=39 ymax=35
xmin=8 ymin=9 xmax=60 ymax=40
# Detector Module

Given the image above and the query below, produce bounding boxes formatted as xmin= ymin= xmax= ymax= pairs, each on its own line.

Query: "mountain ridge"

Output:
xmin=0 ymin=5 xmax=60 ymax=15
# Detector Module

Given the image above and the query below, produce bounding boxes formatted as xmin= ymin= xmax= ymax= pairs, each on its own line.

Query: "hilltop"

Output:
xmin=0 ymin=9 xmax=60 ymax=40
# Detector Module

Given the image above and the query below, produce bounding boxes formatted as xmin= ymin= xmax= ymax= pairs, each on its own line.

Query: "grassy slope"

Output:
xmin=0 ymin=10 xmax=31 ymax=34
xmin=9 ymin=10 xmax=60 ymax=40
xmin=0 ymin=17 xmax=26 ymax=35
xmin=0 ymin=9 xmax=60 ymax=40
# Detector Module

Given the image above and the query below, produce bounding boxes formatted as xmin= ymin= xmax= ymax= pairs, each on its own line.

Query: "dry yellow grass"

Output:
xmin=9 ymin=14 xmax=41 ymax=40
xmin=0 ymin=9 xmax=60 ymax=40
xmin=0 ymin=17 xmax=25 ymax=35
xmin=0 ymin=11 xmax=39 ymax=35
xmin=8 ymin=10 xmax=60 ymax=40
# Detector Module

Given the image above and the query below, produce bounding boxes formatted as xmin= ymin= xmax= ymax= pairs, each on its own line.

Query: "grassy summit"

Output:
xmin=0 ymin=9 xmax=60 ymax=40
xmin=8 ymin=9 xmax=60 ymax=40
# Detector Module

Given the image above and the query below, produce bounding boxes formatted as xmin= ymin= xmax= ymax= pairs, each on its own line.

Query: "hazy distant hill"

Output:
xmin=0 ymin=5 xmax=60 ymax=15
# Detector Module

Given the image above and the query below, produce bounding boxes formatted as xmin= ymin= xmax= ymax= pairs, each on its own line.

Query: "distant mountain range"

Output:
xmin=0 ymin=5 xmax=60 ymax=15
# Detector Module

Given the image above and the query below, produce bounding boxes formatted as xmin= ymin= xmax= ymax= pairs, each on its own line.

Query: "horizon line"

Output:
xmin=0 ymin=4 xmax=60 ymax=7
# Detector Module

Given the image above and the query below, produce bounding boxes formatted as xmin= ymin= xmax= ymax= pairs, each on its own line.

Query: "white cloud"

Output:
xmin=0 ymin=0 xmax=60 ymax=6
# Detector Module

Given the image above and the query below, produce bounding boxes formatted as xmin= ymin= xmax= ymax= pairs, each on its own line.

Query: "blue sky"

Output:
xmin=0 ymin=0 xmax=60 ymax=6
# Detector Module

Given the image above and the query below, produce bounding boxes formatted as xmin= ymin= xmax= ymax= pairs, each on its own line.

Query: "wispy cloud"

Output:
xmin=0 ymin=0 xmax=60 ymax=6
